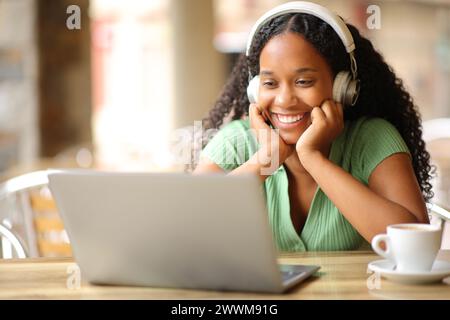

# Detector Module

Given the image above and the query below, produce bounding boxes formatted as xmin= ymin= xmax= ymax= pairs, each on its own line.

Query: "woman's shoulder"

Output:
xmin=345 ymin=116 xmax=404 ymax=144
xmin=201 ymin=118 xmax=256 ymax=171
xmin=220 ymin=118 xmax=251 ymax=133
xmin=349 ymin=116 xmax=397 ymax=131
xmin=202 ymin=118 xmax=254 ymax=151
xmin=342 ymin=116 xmax=410 ymax=182
xmin=208 ymin=118 xmax=253 ymax=142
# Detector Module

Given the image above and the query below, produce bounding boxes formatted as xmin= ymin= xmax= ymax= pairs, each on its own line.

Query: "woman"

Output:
xmin=194 ymin=3 xmax=432 ymax=251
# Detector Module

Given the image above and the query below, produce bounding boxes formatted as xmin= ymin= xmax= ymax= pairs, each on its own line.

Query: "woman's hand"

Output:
xmin=249 ymin=103 xmax=295 ymax=169
xmin=296 ymin=99 xmax=344 ymax=166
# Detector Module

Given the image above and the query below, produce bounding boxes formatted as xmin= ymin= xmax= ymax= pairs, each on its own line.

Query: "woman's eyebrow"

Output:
xmin=295 ymin=67 xmax=318 ymax=73
xmin=260 ymin=70 xmax=274 ymax=76
xmin=260 ymin=67 xmax=318 ymax=76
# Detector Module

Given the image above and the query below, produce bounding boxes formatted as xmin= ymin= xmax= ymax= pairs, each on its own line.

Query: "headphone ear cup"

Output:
xmin=332 ymin=71 xmax=351 ymax=106
xmin=247 ymin=76 xmax=260 ymax=104
xmin=346 ymin=78 xmax=360 ymax=107
xmin=333 ymin=71 xmax=360 ymax=107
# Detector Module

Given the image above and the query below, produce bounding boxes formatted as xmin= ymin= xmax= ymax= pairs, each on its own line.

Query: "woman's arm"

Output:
xmin=296 ymin=100 xmax=428 ymax=243
xmin=301 ymin=150 xmax=428 ymax=243
xmin=193 ymin=147 xmax=279 ymax=183
xmin=192 ymin=158 xmax=225 ymax=174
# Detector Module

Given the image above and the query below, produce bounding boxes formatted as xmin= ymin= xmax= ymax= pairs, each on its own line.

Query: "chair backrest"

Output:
xmin=0 ymin=223 xmax=26 ymax=258
xmin=0 ymin=170 xmax=72 ymax=258
xmin=427 ymin=203 xmax=450 ymax=249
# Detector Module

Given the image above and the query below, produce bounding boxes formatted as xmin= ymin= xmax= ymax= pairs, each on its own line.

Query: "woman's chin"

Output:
xmin=278 ymin=130 xmax=302 ymax=146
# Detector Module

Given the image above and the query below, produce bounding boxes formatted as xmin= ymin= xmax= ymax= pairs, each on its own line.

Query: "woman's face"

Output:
xmin=258 ymin=32 xmax=334 ymax=145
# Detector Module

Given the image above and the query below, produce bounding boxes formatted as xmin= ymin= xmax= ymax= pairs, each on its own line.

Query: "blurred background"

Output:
xmin=0 ymin=0 xmax=449 ymax=257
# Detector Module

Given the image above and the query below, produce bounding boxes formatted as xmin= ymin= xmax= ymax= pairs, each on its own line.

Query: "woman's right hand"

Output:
xmin=248 ymin=103 xmax=295 ymax=170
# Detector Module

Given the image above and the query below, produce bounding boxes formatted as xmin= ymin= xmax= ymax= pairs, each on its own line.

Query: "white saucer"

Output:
xmin=368 ymin=259 xmax=450 ymax=284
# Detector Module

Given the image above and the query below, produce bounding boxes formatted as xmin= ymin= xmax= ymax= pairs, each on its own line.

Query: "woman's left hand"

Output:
xmin=296 ymin=99 xmax=344 ymax=166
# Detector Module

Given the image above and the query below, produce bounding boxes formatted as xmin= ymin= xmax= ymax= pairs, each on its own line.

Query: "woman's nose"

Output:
xmin=274 ymin=85 xmax=297 ymax=107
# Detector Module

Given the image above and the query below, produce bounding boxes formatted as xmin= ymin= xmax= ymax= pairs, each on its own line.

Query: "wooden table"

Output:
xmin=0 ymin=251 xmax=449 ymax=299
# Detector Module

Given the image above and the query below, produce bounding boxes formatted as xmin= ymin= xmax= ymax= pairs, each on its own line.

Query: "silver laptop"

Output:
xmin=48 ymin=170 xmax=320 ymax=293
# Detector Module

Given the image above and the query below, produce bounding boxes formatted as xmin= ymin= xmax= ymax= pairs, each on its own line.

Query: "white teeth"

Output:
xmin=276 ymin=113 xmax=304 ymax=124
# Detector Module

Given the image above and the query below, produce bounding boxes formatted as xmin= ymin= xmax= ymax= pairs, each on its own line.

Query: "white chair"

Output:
xmin=0 ymin=170 xmax=71 ymax=258
xmin=427 ymin=203 xmax=450 ymax=249
xmin=0 ymin=224 xmax=26 ymax=258
xmin=0 ymin=170 xmax=50 ymax=258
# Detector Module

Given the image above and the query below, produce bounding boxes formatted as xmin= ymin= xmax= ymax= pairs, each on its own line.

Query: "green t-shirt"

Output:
xmin=201 ymin=117 xmax=410 ymax=252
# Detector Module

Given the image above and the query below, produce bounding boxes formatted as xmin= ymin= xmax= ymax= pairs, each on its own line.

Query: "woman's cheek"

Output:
xmin=257 ymin=92 xmax=274 ymax=110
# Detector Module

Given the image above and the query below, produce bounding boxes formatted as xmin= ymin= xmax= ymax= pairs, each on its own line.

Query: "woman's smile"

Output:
xmin=269 ymin=111 xmax=310 ymax=130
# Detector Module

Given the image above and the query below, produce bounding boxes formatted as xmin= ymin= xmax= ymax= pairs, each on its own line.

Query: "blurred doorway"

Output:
xmin=90 ymin=0 xmax=174 ymax=171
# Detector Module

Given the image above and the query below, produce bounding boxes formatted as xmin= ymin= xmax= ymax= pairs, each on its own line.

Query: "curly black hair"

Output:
xmin=202 ymin=13 xmax=434 ymax=201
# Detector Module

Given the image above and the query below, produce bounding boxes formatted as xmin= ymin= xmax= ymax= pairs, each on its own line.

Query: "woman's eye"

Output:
xmin=296 ymin=79 xmax=314 ymax=86
xmin=262 ymin=81 xmax=276 ymax=87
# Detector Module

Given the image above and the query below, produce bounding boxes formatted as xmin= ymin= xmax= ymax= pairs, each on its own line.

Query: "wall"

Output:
xmin=171 ymin=0 xmax=226 ymax=129
xmin=37 ymin=0 xmax=92 ymax=157
xmin=0 ymin=0 xmax=38 ymax=171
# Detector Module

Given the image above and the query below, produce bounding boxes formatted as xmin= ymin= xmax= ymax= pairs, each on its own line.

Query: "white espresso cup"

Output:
xmin=371 ymin=223 xmax=442 ymax=273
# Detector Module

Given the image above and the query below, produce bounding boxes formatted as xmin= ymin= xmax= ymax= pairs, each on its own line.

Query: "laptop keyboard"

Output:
xmin=280 ymin=264 xmax=309 ymax=283
xmin=281 ymin=269 xmax=307 ymax=282
xmin=278 ymin=264 xmax=320 ymax=287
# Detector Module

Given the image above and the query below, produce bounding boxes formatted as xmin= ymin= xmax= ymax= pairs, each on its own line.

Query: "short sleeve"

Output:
xmin=352 ymin=118 xmax=411 ymax=183
xmin=201 ymin=119 xmax=258 ymax=172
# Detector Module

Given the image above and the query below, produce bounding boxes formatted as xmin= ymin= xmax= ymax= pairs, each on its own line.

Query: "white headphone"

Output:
xmin=246 ymin=1 xmax=360 ymax=107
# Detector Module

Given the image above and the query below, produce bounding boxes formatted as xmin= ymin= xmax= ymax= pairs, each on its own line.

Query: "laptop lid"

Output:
xmin=49 ymin=171 xmax=291 ymax=293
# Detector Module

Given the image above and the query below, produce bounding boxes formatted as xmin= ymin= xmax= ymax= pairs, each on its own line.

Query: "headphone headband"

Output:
xmin=245 ymin=1 xmax=355 ymax=57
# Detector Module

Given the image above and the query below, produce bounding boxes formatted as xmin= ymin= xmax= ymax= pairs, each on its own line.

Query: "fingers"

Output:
xmin=249 ymin=103 xmax=270 ymax=130
xmin=310 ymin=106 xmax=326 ymax=125
xmin=319 ymin=99 xmax=344 ymax=124
xmin=310 ymin=99 xmax=344 ymax=127
xmin=256 ymin=104 xmax=272 ymax=125
xmin=249 ymin=103 xmax=263 ymax=117
xmin=249 ymin=103 xmax=260 ymax=119
xmin=314 ymin=99 xmax=344 ymax=135
xmin=320 ymin=99 xmax=338 ymax=119
xmin=260 ymin=107 xmax=269 ymax=122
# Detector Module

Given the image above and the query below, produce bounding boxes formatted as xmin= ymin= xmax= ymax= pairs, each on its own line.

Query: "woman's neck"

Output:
xmin=284 ymin=152 xmax=309 ymax=178
xmin=284 ymin=144 xmax=331 ymax=180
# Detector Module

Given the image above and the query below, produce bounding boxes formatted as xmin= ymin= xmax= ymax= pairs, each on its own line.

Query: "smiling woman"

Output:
xmin=193 ymin=2 xmax=432 ymax=252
